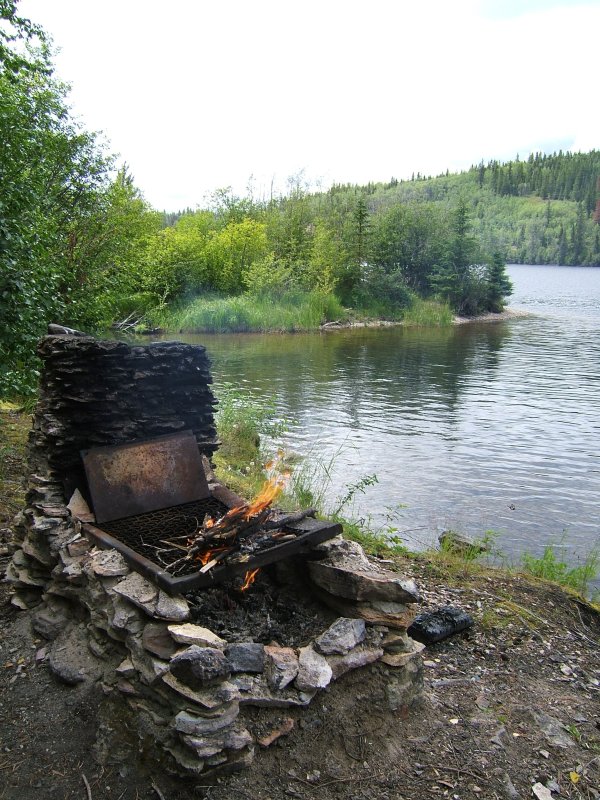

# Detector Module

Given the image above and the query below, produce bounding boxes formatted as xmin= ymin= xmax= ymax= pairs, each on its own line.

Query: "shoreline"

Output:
xmin=318 ymin=307 xmax=529 ymax=332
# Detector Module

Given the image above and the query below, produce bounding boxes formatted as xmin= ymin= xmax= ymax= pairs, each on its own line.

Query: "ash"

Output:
xmin=186 ymin=565 xmax=335 ymax=647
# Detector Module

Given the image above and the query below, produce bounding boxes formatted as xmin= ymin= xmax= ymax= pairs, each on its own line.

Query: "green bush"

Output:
xmin=521 ymin=545 xmax=599 ymax=596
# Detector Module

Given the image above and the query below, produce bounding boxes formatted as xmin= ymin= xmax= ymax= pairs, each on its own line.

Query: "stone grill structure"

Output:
xmin=7 ymin=334 xmax=424 ymax=778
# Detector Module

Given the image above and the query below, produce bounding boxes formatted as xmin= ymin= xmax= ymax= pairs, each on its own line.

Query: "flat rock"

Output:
xmin=31 ymin=597 xmax=72 ymax=640
xmin=181 ymin=724 xmax=252 ymax=759
xmin=170 ymin=646 xmax=231 ymax=690
xmin=382 ymin=630 xmax=413 ymax=654
xmin=264 ymin=646 xmax=299 ymax=690
xmin=127 ymin=633 xmax=170 ymax=685
xmin=232 ymin=674 xmax=316 ymax=708
xmin=380 ymin=642 xmax=425 ymax=667
xmin=48 ymin=623 xmax=103 ymax=685
xmin=67 ymin=488 xmax=92 ymax=519
xmin=143 ymin=622 xmax=178 ymax=659
xmin=326 ymin=645 xmax=384 ymax=680
xmin=226 ymin=642 xmax=265 ymax=674
xmin=161 ymin=672 xmax=241 ymax=708
xmin=110 ymin=596 xmax=145 ymax=635
xmin=525 ymin=709 xmax=576 ymax=749
xmin=116 ymin=657 xmax=136 ymax=678
xmin=295 ymin=645 xmax=332 ymax=691
xmin=315 ymin=617 xmax=366 ymax=655
xmin=174 ymin=703 xmax=240 ymax=736
xmin=308 ymin=560 xmax=420 ymax=604
xmin=168 ymin=623 xmax=226 ymax=649
xmin=311 ymin=585 xmax=416 ymax=629
xmin=113 ymin=572 xmax=158 ymax=613
xmin=89 ymin=549 xmax=130 ymax=577
xmin=155 ymin=590 xmax=190 ymax=622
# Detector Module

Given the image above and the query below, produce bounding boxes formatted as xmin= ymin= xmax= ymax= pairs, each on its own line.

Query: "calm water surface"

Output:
xmin=166 ymin=265 xmax=600 ymax=569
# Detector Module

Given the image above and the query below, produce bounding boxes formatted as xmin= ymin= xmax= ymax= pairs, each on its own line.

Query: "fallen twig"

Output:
xmin=82 ymin=773 xmax=92 ymax=800
xmin=151 ymin=780 xmax=166 ymax=800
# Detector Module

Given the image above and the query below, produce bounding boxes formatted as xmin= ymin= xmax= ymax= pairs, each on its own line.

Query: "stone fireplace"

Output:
xmin=7 ymin=334 xmax=424 ymax=778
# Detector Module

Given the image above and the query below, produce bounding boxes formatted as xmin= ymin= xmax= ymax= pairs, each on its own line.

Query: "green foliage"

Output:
xmin=203 ymin=219 xmax=269 ymax=293
xmin=521 ymin=545 xmax=599 ymax=596
xmin=486 ymin=252 xmax=513 ymax=312
xmin=401 ymin=298 xmax=453 ymax=326
xmin=157 ymin=290 xmax=344 ymax=334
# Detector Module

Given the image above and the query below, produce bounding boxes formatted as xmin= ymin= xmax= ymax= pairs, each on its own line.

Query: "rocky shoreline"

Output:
xmin=319 ymin=307 xmax=529 ymax=331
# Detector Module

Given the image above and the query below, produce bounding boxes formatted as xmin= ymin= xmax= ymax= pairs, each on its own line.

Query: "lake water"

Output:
xmin=165 ymin=265 xmax=600 ymax=571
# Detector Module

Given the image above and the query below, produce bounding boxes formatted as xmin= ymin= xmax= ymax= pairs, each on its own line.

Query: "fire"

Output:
xmin=241 ymin=472 xmax=289 ymax=521
xmin=196 ymin=546 xmax=228 ymax=566
xmin=239 ymin=568 xmax=260 ymax=591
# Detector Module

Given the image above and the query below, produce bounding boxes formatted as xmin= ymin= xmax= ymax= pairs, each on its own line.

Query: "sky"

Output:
xmin=18 ymin=0 xmax=600 ymax=211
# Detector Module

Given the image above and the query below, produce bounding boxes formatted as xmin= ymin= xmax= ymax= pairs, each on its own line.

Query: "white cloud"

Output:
xmin=18 ymin=0 xmax=600 ymax=208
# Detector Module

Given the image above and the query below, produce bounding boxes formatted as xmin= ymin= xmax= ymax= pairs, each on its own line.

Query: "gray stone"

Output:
xmin=382 ymin=630 xmax=413 ymax=654
xmin=525 ymin=709 xmax=576 ymax=749
xmin=308 ymin=560 xmax=420 ymax=604
xmin=168 ymin=623 xmax=226 ymax=648
xmin=21 ymin=534 xmax=54 ymax=567
xmin=143 ymin=623 xmax=178 ymax=659
xmin=170 ymin=646 xmax=231 ymax=690
xmin=116 ymin=658 xmax=136 ymax=678
xmin=311 ymin=585 xmax=416 ymax=629
xmin=161 ymin=672 xmax=240 ymax=708
xmin=165 ymin=745 xmax=205 ymax=776
xmin=326 ymin=646 xmax=384 ymax=680
xmin=264 ymin=646 xmax=299 ymax=690
xmin=181 ymin=725 xmax=252 ymax=759
xmin=315 ymin=617 xmax=366 ymax=655
xmin=380 ymin=642 xmax=425 ymax=667
xmin=127 ymin=634 xmax=170 ymax=685
xmin=439 ymin=530 xmax=488 ymax=556
xmin=48 ymin=623 xmax=103 ymax=686
xmin=155 ymin=590 xmax=190 ymax=622
xmin=385 ymin=654 xmax=424 ymax=711
xmin=110 ymin=596 xmax=145 ymax=635
xmin=174 ymin=703 xmax=240 ymax=736
xmin=89 ymin=549 xmax=130 ymax=577
xmin=113 ymin=572 xmax=158 ymax=613
xmin=31 ymin=596 xmax=72 ymax=640
xmin=232 ymin=674 xmax=316 ymax=708
xmin=226 ymin=642 xmax=265 ymax=673
xmin=295 ymin=645 xmax=333 ymax=691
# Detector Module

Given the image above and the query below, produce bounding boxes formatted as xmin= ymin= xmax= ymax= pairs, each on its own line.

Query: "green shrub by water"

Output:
xmin=156 ymin=290 xmax=345 ymax=333
xmin=401 ymin=298 xmax=453 ymax=326
xmin=521 ymin=545 xmax=599 ymax=596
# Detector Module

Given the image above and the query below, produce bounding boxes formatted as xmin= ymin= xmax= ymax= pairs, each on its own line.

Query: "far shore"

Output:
xmin=318 ymin=307 xmax=529 ymax=331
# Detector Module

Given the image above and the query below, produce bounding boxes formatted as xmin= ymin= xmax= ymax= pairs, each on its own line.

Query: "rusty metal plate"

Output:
xmin=81 ymin=430 xmax=210 ymax=523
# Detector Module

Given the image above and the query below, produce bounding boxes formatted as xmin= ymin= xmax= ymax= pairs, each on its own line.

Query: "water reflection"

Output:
xmin=157 ymin=266 xmax=600 ymax=572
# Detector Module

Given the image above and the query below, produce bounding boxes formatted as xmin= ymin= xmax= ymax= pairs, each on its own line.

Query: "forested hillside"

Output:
xmin=1 ymin=1 xmax=599 ymax=396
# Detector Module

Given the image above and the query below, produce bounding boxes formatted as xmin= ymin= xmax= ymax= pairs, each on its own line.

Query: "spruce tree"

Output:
xmin=486 ymin=253 xmax=513 ymax=312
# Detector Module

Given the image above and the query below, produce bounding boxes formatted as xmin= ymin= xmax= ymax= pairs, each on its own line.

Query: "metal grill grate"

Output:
xmin=101 ymin=498 xmax=230 ymax=576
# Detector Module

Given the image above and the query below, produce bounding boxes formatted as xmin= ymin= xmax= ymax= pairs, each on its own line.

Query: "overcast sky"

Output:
xmin=18 ymin=0 xmax=599 ymax=211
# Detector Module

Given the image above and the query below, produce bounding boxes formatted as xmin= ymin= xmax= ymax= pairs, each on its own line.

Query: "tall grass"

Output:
xmin=521 ymin=545 xmax=599 ymax=597
xmin=156 ymin=290 xmax=345 ymax=334
xmin=401 ymin=298 xmax=453 ymax=326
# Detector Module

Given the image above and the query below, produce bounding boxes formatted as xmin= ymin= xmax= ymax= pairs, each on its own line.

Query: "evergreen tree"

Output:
xmin=486 ymin=252 xmax=513 ymax=312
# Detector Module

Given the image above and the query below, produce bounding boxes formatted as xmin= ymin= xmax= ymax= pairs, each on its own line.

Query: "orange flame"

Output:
xmin=196 ymin=546 xmax=229 ymax=566
xmin=239 ymin=568 xmax=260 ymax=591
xmin=241 ymin=473 xmax=289 ymax=521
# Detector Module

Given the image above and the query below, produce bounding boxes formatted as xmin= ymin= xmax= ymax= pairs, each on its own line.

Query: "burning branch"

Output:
xmin=147 ymin=468 xmax=316 ymax=578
